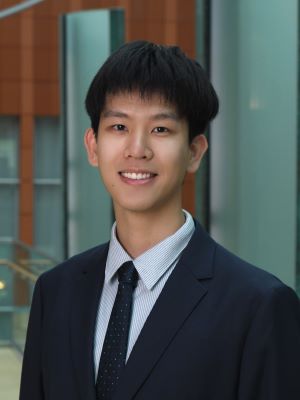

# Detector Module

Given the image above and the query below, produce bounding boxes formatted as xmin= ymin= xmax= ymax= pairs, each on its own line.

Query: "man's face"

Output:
xmin=85 ymin=92 xmax=207 ymax=218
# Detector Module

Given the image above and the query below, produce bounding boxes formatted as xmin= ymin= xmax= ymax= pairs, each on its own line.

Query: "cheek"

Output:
xmin=164 ymin=144 xmax=190 ymax=173
xmin=95 ymin=146 xmax=111 ymax=178
xmin=96 ymin=138 xmax=115 ymax=165
xmin=97 ymin=135 xmax=124 ymax=160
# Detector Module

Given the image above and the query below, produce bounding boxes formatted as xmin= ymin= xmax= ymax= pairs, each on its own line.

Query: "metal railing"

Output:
xmin=0 ymin=240 xmax=57 ymax=353
xmin=0 ymin=0 xmax=44 ymax=19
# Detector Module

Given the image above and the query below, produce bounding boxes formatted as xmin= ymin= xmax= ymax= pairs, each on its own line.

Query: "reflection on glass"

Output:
xmin=0 ymin=117 xmax=19 ymax=241
xmin=0 ymin=240 xmax=57 ymax=349
xmin=34 ymin=117 xmax=64 ymax=260
xmin=0 ymin=117 xmax=19 ymax=179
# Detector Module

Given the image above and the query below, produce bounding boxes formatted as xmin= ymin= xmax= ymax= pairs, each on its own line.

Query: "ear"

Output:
xmin=84 ymin=128 xmax=99 ymax=166
xmin=187 ymin=134 xmax=208 ymax=173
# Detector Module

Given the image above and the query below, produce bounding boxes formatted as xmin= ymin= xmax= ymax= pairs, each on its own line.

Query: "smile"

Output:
xmin=119 ymin=171 xmax=157 ymax=180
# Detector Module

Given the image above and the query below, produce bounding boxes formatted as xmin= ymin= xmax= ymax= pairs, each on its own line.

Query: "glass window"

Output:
xmin=0 ymin=117 xmax=19 ymax=239
xmin=0 ymin=118 xmax=18 ymax=179
xmin=34 ymin=117 xmax=62 ymax=180
xmin=34 ymin=117 xmax=64 ymax=260
xmin=209 ymin=0 xmax=298 ymax=289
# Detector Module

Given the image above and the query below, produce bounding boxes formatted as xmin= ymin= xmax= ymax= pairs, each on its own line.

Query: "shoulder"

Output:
xmin=187 ymin=222 xmax=300 ymax=334
xmin=216 ymin=243 xmax=300 ymax=318
xmin=214 ymin=242 xmax=284 ymax=293
xmin=38 ymin=242 xmax=109 ymax=285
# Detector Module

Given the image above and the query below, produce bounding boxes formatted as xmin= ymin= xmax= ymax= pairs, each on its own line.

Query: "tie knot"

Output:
xmin=118 ymin=261 xmax=139 ymax=287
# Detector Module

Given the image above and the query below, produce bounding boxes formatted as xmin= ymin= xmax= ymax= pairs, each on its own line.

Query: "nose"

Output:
xmin=124 ymin=131 xmax=153 ymax=160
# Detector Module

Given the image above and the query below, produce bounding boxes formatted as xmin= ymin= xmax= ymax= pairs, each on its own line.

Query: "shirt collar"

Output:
xmin=105 ymin=210 xmax=195 ymax=290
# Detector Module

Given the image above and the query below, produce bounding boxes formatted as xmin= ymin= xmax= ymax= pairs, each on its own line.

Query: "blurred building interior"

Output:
xmin=0 ymin=0 xmax=299 ymax=398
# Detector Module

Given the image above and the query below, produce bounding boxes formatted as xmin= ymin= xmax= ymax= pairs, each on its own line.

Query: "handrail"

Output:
xmin=0 ymin=0 xmax=44 ymax=19
xmin=19 ymin=259 xmax=53 ymax=266
xmin=0 ymin=238 xmax=59 ymax=265
xmin=0 ymin=259 xmax=37 ymax=282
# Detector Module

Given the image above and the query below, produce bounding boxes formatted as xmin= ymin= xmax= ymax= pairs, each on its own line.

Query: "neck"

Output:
xmin=114 ymin=208 xmax=185 ymax=259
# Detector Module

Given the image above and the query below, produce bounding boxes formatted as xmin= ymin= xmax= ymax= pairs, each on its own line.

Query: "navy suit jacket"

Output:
xmin=20 ymin=222 xmax=300 ymax=399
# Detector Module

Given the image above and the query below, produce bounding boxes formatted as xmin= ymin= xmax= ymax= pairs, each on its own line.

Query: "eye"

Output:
xmin=153 ymin=127 xmax=169 ymax=134
xmin=112 ymin=124 xmax=127 ymax=131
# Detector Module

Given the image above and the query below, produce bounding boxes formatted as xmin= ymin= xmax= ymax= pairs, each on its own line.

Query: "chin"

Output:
xmin=113 ymin=197 xmax=161 ymax=214
xmin=118 ymin=204 xmax=156 ymax=214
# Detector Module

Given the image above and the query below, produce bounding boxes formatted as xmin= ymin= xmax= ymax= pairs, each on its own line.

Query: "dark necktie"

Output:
xmin=96 ymin=261 xmax=139 ymax=400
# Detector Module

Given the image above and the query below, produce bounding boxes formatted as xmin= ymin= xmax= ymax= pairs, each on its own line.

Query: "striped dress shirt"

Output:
xmin=94 ymin=210 xmax=195 ymax=378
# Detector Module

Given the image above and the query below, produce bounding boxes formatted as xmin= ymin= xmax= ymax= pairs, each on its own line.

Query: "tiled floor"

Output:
xmin=0 ymin=347 xmax=22 ymax=400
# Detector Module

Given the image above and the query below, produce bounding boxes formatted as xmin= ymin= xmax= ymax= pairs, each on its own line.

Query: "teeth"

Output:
xmin=122 ymin=172 xmax=152 ymax=180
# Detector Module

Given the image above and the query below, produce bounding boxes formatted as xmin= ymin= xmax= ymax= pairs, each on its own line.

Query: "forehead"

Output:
xmin=102 ymin=91 xmax=179 ymax=117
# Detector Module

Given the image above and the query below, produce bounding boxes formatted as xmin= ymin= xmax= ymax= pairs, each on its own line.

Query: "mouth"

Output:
xmin=120 ymin=171 xmax=156 ymax=180
xmin=118 ymin=170 xmax=157 ymax=183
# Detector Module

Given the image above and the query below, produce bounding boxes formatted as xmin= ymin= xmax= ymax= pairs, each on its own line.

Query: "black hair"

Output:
xmin=85 ymin=40 xmax=219 ymax=141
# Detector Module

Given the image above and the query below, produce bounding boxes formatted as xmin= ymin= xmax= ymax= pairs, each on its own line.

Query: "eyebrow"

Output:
xmin=151 ymin=112 xmax=180 ymax=121
xmin=102 ymin=110 xmax=180 ymax=121
xmin=102 ymin=110 xmax=128 ymax=118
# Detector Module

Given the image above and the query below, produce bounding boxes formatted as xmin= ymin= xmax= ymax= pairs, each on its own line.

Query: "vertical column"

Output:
xmin=19 ymin=9 xmax=34 ymax=244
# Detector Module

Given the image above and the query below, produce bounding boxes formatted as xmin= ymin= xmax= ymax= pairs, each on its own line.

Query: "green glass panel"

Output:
xmin=210 ymin=0 xmax=297 ymax=288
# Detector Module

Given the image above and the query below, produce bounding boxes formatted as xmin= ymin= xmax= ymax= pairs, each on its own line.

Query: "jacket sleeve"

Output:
xmin=238 ymin=284 xmax=300 ymax=400
xmin=19 ymin=277 xmax=44 ymax=400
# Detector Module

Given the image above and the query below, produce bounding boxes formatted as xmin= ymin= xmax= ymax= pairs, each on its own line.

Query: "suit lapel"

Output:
xmin=113 ymin=223 xmax=216 ymax=400
xmin=70 ymin=244 xmax=109 ymax=400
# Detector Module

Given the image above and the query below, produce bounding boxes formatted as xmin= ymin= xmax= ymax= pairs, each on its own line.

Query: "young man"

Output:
xmin=20 ymin=41 xmax=300 ymax=400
